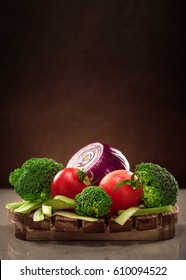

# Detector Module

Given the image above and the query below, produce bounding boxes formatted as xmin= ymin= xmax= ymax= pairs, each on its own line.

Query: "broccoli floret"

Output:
xmin=9 ymin=158 xmax=64 ymax=202
xmin=75 ymin=186 xmax=112 ymax=218
xmin=134 ymin=162 xmax=179 ymax=208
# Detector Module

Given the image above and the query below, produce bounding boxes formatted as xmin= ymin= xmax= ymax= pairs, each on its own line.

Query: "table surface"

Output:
xmin=1 ymin=188 xmax=186 ymax=260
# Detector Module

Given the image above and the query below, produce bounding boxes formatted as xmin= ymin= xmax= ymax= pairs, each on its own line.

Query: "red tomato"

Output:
xmin=50 ymin=168 xmax=89 ymax=198
xmin=99 ymin=169 xmax=142 ymax=213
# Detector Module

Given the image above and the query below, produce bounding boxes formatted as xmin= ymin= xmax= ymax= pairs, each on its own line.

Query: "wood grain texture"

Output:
xmin=8 ymin=205 xmax=179 ymax=241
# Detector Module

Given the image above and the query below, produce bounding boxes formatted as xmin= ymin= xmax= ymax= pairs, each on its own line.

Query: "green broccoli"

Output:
xmin=9 ymin=158 xmax=64 ymax=202
xmin=75 ymin=186 xmax=112 ymax=218
xmin=134 ymin=162 xmax=179 ymax=208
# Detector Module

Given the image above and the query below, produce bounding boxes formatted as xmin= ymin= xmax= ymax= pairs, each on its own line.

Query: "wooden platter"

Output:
xmin=8 ymin=205 xmax=179 ymax=241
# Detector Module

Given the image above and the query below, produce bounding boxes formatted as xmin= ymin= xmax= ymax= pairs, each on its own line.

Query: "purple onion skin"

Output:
xmin=67 ymin=142 xmax=130 ymax=185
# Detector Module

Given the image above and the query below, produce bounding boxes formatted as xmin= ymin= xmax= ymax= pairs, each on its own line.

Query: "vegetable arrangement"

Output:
xmin=6 ymin=142 xmax=179 ymax=227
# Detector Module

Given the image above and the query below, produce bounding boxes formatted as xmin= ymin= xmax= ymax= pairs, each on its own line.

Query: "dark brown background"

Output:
xmin=1 ymin=0 xmax=185 ymax=188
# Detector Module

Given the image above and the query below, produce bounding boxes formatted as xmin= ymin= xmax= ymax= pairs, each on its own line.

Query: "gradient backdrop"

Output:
xmin=1 ymin=1 xmax=185 ymax=188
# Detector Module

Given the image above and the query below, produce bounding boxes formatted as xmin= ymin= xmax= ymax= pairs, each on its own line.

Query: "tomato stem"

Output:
xmin=77 ymin=169 xmax=93 ymax=185
xmin=113 ymin=173 xmax=142 ymax=191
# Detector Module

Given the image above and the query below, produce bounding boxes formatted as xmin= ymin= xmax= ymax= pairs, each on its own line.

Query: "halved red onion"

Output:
xmin=66 ymin=142 xmax=130 ymax=184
